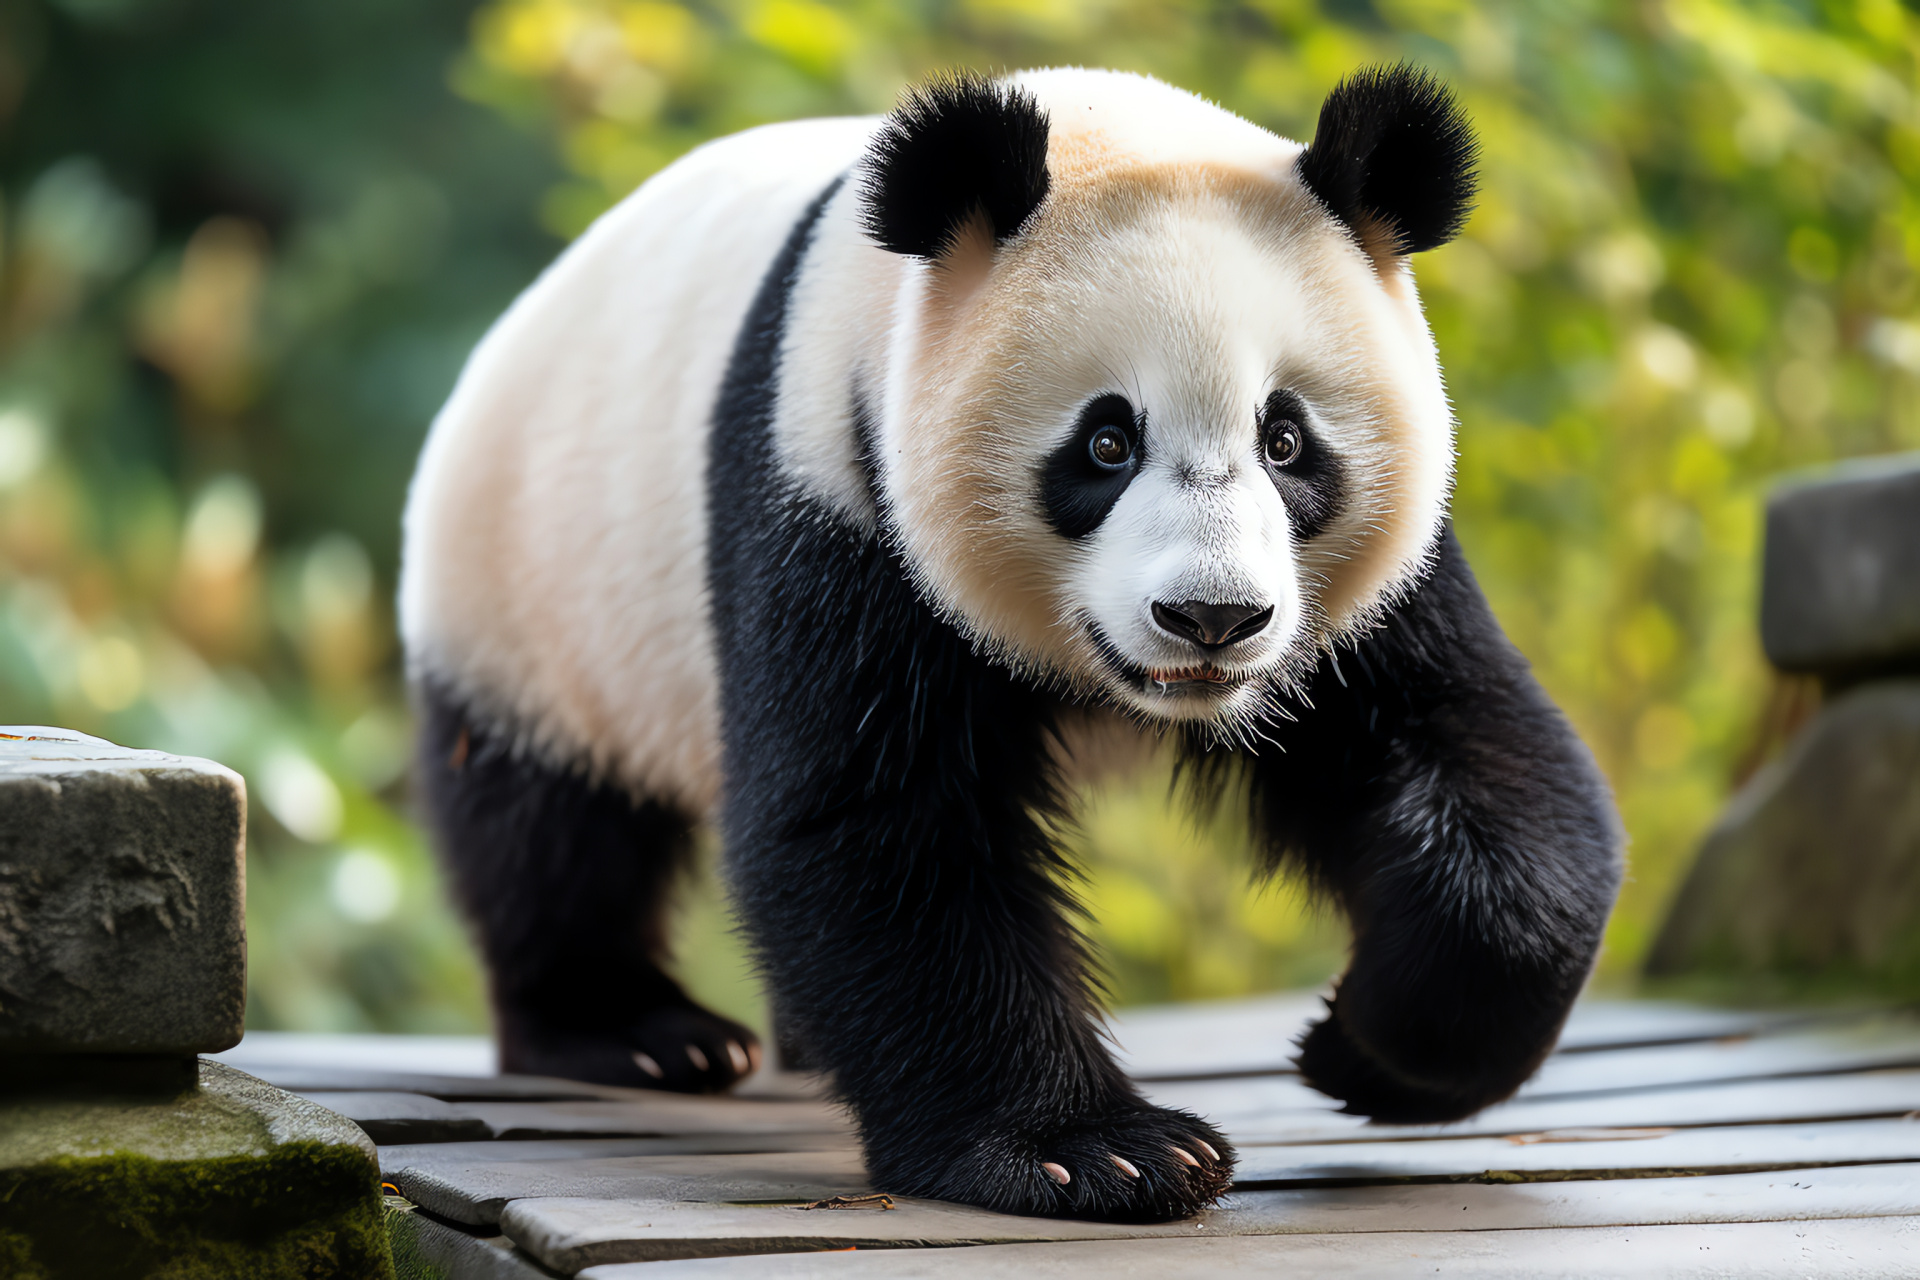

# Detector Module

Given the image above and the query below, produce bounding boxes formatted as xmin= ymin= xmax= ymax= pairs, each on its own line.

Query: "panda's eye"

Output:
xmin=1089 ymin=425 xmax=1133 ymax=470
xmin=1265 ymin=421 xmax=1303 ymax=468
xmin=1041 ymin=393 xmax=1144 ymax=539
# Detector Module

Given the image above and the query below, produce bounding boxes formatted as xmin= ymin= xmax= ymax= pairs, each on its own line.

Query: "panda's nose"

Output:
xmin=1151 ymin=600 xmax=1274 ymax=651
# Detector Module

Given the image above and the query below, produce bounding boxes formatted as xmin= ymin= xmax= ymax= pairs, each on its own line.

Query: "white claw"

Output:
xmin=1170 ymin=1147 xmax=1199 ymax=1167
xmin=1042 ymin=1162 xmax=1071 ymax=1186
xmin=1110 ymin=1155 xmax=1140 ymax=1178
xmin=685 ymin=1043 xmax=710 ymax=1072
xmin=726 ymin=1040 xmax=751 ymax=1074
xmin=632 ymin=1052 xmax=664 ymax=1079
xmin=1195 ymin=1141 xmax=1220 ymax=1163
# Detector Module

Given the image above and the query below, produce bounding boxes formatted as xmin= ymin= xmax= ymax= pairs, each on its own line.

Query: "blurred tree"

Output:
xmin=0 ymin=0 xmax=564 ymax=1032
xmin=5 ymin=0 xmax=1919 ymax=1034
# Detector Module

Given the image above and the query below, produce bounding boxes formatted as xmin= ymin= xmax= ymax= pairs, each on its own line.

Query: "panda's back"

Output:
xmin=399 ymin=115 xmax=879 ymax=814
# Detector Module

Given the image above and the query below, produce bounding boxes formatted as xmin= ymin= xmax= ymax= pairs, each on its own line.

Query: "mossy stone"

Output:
xmin=0 ymin=1060 xmax=395 ymax=1279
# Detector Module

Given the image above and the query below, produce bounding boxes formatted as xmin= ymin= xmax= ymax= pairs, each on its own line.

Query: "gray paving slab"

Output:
xmin=1107 ymin=994 xmax=1855 ymax=1082
xmin=580 ymin=1214 xmax=1920 ymax=1278
xmin=1234 ymin=1117 xmax=1920 ymax=1186
xmin=1139 ymin=1029 xmax=1920 ymax=1128
xmin=379 ymin=1135 xmax=860 ymax=1179
xmin=1519 ymin=1021 xmax=1920 ymax=1099
xmin=295 ymin=1090 xmax=492 ymax=1144
xmin=501 ymin=1163 xmax=1920 ymax=1272
xmin=385 ymin=1148 xmax=869 ymax=1227
xmin=234 ymin=1064 xmax=633 ymax=1100
xmin=1155 ymin=1068 xmax=1920 ymax=1144
xmin=459 ymin=1097 xmax=851 ymax=1141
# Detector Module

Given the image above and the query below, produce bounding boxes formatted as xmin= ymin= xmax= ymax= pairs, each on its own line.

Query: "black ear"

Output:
xmin=1296 ymin=64 xmax=1478 ymax=257
xmin=860 ymin=73 xmax=1051 ymax=259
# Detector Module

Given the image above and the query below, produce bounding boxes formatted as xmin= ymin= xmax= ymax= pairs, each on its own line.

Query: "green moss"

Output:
xmin=383 ymin=1201 xmax=450 ymax=1280
xmin=0 ymin=1144 xmax=394 ymax=1280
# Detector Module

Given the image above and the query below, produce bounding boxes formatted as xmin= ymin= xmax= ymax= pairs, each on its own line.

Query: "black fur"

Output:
xmin=860 ymin=73 xmax=1051 ymax=259
xmin=414 ymin=679 xmax=761 ymax=1093
xmin=1040 ymin=393 xmax=1146 ymax=539
xmin=708 ymin=181 xmax=1233 ymax=1222
xmin=1186 ymin=527 xmax=1621 ymax=1123
xmin=1260 ymin=389 xmax=1345 ymax=543
xmin=1297 ymin=63 xmax=1479 ymax=256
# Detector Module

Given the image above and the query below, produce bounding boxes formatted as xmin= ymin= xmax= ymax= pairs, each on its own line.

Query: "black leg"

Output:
xmin=1188 ymin=526 xmax=1622 ymax=1123
xmin=413 ymin=678 xmax=761 ymax=1092
xmin=712 ymin=517 xmax=1232 ymax=1221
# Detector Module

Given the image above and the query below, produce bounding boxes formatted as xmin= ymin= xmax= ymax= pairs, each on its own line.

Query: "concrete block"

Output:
xmin=1761 ymin=453 xmax=1920 ymax=674
xmin=0 ymin=726 xmax=246 ymax=1054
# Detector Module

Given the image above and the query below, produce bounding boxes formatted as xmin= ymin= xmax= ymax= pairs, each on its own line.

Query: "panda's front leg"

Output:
xmin=712 ymin=525 xmax=1232 ymax=1222
xmin=1216 ymin=527 xmax=1623 ymax=1122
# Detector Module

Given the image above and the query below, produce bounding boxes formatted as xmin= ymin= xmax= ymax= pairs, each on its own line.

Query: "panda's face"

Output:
xmin=878 ymin=174 xmax=1454 ymax=729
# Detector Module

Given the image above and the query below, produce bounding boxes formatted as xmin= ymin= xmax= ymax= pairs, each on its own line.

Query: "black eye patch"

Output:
xmin=1040 ymin=393 xmax=1144 ymax=539
xmin=1259 ymin=390 xmax=1345 ymax=543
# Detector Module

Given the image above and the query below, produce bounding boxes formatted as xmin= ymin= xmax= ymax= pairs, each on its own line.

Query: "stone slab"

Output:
xmin=386 ymin=1148 xmax=869 ymax=1227
xmin=1646 ymin=682 xmax=1920 ymax=988
xmin=0 ymin=1059 xmax=391 ymax=1278
xmin=1518 ymin=1021 xmax=1920 ymax=1099
xmin=381 ymin=1118 xmax=1920 ymax=1240
xmin=580 ymin=1215 xmax=1920 ymax=1278
xmin=1108 ymin=994 xmax=1839 ymax=1082
xmin=502 ymin=1163 xmax=1920 ymax=1271
xmin=1761 ymin=452 xmax=1920 ymax=673
xmin=458 ymin=1096 xmax=851 ymax=1142
xmin=1233 ymin=1117 xmax=1920 ymax=1186
xmin=1153 ymin=1068 xmax=1920 ymax=1144
xmin=379 ymin=1135 xmax=859 ymax=1174
xmin=238 ymin=1064 xmax=635 ymax=1100
xmin=297 ymin=1090 xmax=494 ymax=1144
xmin=0 ymin=726 xmax=246 ymax=1054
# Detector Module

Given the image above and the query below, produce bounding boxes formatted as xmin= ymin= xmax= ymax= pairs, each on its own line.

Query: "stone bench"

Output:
xmin=0 ymin=727 xmax=394 ymax=1278
xmin=1650 ymin=453 xmax=1920 ymax=993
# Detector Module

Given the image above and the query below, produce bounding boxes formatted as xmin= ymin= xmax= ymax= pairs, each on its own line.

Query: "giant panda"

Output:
xmin=399 ymin=65 xmax=1621 ymax=1223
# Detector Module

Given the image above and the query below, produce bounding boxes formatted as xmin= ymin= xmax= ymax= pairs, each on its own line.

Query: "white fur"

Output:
xmin=400 ymin=116 xmax=877 ymax=812
xmin=400 ymin=69 xmax=1457 ymax=808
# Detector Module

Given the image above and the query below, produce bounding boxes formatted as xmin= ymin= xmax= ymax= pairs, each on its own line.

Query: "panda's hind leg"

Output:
xmin=414 ymin=679 xmax=760 ymax=1092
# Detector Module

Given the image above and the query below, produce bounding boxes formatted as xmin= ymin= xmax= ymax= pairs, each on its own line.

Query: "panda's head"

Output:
xmin=859 ymin=66 xmax=1476 ymax=732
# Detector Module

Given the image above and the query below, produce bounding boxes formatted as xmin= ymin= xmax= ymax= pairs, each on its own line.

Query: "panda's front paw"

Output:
xmin=1296 ymin=1002 xmax=1510 ymax=1124
xmin=500 ymin=1002 xmax=762 ymax=1093
xmin=888 ymin=1105 xmax=1235 ymax=1222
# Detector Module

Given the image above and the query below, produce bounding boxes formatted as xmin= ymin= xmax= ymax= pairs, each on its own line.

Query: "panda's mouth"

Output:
xmin=1143 ymin=663 xmax=1237 ymax=688
xmin=1084 ymin=622 xmax=1249 ymax=697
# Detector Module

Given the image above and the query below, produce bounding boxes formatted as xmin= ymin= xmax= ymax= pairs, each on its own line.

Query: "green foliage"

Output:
xmin=4 ymin=0 xmax=1917 ymax=1033
xmin=0 ymin=0 xmax=565 ymax=1032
